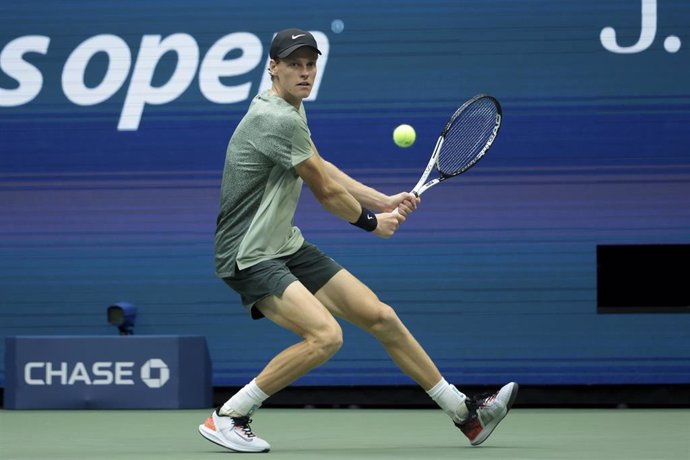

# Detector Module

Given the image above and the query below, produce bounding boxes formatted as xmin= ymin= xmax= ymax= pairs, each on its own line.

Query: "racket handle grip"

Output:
xmin=393 ymin=190 xmax=419 ymax=215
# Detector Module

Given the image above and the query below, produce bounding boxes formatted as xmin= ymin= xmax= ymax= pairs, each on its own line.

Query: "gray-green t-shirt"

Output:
xmin=214 ymin=91 xmax=313 ymax=277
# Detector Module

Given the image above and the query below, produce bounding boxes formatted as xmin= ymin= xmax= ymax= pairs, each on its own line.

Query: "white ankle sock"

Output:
xmin=219 ymin=378 xmax=269 ymax=417
xmin=426 ymin=378 xmax=468 ymax=423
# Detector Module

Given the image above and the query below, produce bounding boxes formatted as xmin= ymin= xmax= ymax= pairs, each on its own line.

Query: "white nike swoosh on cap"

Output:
xmin=291 ymin=34 xmax=306 ymax=39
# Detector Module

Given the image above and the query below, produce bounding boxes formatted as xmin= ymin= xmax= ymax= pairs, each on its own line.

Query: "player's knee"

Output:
xmin=367 ymin=303 xmax=404 ymax=338
xmin=309 ymin=322 xmax=343 ymax=361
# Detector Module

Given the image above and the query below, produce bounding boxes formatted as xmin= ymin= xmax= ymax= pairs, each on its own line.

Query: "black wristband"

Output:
xmin=350 ymin=207 xmax=377 ymax=232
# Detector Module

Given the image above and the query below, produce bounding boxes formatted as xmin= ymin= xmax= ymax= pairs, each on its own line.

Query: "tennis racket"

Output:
xmin=408 ymin=94 xmax=502 ymax=197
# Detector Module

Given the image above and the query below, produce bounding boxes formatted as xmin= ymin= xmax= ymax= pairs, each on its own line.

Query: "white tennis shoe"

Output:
xmin=198 ymin=409 xmax=271 ymax=453
xmin=455 ymin=382 xmax=519 ymax=446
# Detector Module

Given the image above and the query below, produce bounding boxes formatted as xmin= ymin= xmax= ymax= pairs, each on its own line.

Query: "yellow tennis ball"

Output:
xmin=393 ymin=124 xmax=416 ymax=148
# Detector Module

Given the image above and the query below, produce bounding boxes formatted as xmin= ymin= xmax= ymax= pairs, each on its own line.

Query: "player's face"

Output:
xmin=270 ymin=48 xmax=318 ymax=107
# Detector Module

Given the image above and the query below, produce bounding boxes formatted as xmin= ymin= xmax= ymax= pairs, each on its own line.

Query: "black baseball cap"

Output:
xmin=270 ymin=28 xmax=322 ymax=59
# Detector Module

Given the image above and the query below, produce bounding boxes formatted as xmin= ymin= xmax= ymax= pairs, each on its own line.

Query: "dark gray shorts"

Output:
xmin=223 ymin=242 xmax=343 ymax=319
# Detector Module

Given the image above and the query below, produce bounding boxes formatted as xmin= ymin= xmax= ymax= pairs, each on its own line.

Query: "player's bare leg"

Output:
xmin=315 ymin=269 xmax=441 ymax=389
xmin=199 ymin=281 xmax=342 ymax=453
xmin=315 ymin=269 xmax=518 ymax=446
xmin=253 ymin=281 xmax=343 ymax=394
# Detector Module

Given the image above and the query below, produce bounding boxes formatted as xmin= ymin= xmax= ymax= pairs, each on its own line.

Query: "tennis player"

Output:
xmin=198 ymin=28 xmax=518 ymax=453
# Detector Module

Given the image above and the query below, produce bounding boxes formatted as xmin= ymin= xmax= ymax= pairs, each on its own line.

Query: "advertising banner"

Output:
xmin=5 ymin=336 xmax=212 ymax=409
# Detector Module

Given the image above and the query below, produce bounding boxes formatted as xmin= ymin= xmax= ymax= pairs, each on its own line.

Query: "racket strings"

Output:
xmin=437 ymin=98 xmax=498 ymax=176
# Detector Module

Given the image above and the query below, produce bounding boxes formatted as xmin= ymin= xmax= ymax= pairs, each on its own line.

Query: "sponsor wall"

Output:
xmin=1 ymin=0 xmax=689 ymax=387
xmin=4 ymin=336 xmax=211 ymax=408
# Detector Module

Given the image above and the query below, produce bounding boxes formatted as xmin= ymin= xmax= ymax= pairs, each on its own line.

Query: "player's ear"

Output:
xmin=268 ymin=59 xmax=279 ymax=76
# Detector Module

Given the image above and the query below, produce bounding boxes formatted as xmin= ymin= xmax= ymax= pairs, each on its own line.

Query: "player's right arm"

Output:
xmin=295 ymin=148 xmax=402 ymax=238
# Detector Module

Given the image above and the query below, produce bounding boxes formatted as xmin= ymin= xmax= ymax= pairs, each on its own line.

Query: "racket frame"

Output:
xmin=411 ymin=94 xmax=501 ymax=196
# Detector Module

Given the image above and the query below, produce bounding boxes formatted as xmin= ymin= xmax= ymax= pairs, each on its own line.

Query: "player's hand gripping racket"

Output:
xmin=409 ymin=94 xmax=502 ymax=197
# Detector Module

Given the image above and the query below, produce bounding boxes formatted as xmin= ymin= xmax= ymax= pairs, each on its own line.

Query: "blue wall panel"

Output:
xmin=1 ymin=0 xmax=689 ymax=386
